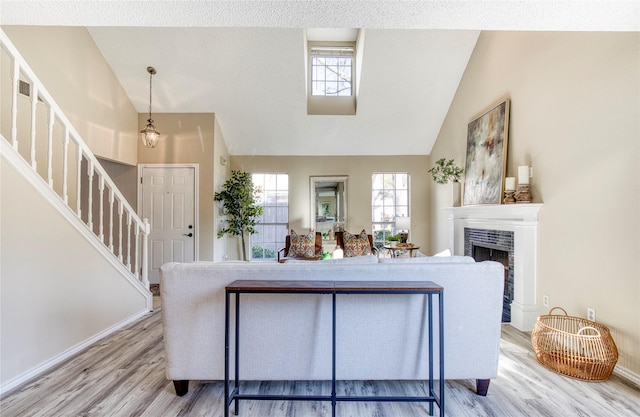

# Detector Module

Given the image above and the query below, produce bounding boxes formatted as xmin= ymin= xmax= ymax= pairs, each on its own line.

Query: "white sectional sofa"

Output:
xmin=160 ymin=256 xmax=504 ymax=397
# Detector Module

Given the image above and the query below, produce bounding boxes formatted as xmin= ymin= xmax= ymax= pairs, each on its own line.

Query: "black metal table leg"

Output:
xmin=235 ymin=292 xmax=240 ymax=415
xmin=331 ymin=292 xmax=336 ymax=417
xmin=428 ymin=293 xmax=434 ymax=416
xmin=224 ymin=290 xmax=230 ymax=417
xmin=439 ymin=291 xmax=445 ymax=417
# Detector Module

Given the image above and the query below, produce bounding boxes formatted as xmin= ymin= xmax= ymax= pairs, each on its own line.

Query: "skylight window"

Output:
xmin=310 ymin=45 xmax=353 ymax=97
xmin=305 ymin=29 xmax=364 ymax=116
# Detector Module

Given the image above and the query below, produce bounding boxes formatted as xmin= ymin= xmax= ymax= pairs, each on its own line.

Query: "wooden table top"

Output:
xmin=383 ymin=245 xmax=420 ymax=251
xmin=226 ymin=279 xmax=442 ymax=293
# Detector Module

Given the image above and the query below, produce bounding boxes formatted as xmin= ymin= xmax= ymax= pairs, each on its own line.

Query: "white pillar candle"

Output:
xmin=518 ymin=166 xmax=529 ymax=185
xmin=505 ymin=177 xmax=516 ymax=191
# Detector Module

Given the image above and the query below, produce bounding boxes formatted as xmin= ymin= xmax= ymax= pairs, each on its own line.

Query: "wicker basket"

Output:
xmin=531 ymin=307 xmax=618 ymax=381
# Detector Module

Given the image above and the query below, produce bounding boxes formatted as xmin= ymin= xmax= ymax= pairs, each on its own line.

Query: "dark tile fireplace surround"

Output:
xmin=465 ymin=228 xmax=514 ymax=322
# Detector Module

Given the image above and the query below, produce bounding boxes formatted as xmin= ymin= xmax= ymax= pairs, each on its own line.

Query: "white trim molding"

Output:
xmin=614 ymin=366 xmax=640 ymax=388
xmin=0 ymin=309 xmax=150 ymax=396
xmin=445 ymin=204 xmax=543 ymax=332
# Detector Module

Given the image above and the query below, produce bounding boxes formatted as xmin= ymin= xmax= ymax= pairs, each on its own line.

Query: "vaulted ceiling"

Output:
xmin=1 ymin=1 xmax=636 ymax=156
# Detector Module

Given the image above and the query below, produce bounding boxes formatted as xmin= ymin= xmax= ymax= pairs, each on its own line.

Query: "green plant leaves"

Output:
xmin=428 ymin=158 xmax=464 ymax=184
xmin=214 ymin=171 xmax=265 ymax=260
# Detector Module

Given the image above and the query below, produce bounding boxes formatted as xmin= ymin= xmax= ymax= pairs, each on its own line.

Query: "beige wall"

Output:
xmin=98 ymin=157 xmax=138 ymax=212
xmin=232 ymin=155 xmax=431 ymax=257
xmin=213 ymin=116 xmax=231 ymax=261
xmin=137 ymin=113 xmax=217 ymax=261
xmin=1 ymin=26 xmax=138 ymax=165
xmin=430 ymin=31 xmax=640 ymax=374
xmin=1 ymin=157 xmax=148 ymax=388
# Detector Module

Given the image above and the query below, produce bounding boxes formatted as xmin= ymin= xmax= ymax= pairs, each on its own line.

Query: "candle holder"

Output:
xmin=515 ymin=184 xmax=532 ymax=204
xmin=504 ymin=190 xmax=516 ymax=204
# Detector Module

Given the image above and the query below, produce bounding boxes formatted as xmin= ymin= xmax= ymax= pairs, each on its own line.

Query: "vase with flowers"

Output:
xmin=428 ymin=158 xmax=464 ymax=206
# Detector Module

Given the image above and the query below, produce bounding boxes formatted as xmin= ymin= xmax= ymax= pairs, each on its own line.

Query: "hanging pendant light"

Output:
xmin=140 ymin=66 xmax=160 ymax=148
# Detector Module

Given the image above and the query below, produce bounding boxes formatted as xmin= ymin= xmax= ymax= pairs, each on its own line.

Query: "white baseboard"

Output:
xmin=0 ymin=309 xmax=150 ymax=397
xmin=614 ymin=365 xmax=640 ymax=388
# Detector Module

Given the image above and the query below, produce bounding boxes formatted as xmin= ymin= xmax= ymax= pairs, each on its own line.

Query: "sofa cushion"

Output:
xmin=286 ymin=230 xmax=316 ymax=258
xmin=343 ymin=229 xmax=373 ymax=257
xmin=284 ymin=255 xmax=379 ymax=264
xmin=378 ymin=255 xmax=476 ymax=264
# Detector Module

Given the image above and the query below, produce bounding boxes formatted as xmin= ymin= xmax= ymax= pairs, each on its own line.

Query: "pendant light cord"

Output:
xmin=148 ymin=70 xmax=153 ymax=122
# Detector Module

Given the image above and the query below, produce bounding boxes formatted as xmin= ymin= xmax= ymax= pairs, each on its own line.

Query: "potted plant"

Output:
xmin=386 ymin=233 xmax=402 ymax=247
xmin=214 ymin=170 xmax=264 ymax=261
xmin=428 ymin=158 xmax=464 ymax=206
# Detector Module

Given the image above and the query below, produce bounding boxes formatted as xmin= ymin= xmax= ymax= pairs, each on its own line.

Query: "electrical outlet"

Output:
xmin=587 ymin=308 xmax=596 ymax=322
xmin=542 ymin=295 xmax=549 ymax=308
xmin=529 ymin=166 xmax=534 ymax=178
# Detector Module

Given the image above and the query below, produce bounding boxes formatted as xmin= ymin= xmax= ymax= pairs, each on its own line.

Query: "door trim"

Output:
xmin=137 ymin=163 xmax=200 ymax=262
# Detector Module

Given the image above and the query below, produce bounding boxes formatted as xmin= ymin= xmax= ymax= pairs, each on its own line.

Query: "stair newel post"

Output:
xmin=141 ymin=218 xmax=150 ymax=290
xmin=29 ymin=83 xmax=38 ymax=170
xmin=47 ymin=106 xmax=54 ymax=188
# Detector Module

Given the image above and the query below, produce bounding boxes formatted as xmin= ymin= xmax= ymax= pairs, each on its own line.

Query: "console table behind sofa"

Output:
xmin=224 ymin=279 xmax=445 ymax=417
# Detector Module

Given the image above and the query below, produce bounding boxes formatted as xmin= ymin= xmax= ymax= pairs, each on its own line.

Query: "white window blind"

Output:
xmin=310 ymin=45 xmax=354 ymax=97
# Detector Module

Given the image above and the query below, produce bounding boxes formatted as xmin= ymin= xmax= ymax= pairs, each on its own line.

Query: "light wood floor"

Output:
xmin=2 ymin=301 xmax=640 ymax=417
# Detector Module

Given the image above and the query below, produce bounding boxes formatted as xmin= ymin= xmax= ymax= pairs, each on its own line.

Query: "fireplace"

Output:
xmin=445 ymin=204 xmax=542 ymax=331
xmin=465 ymin=229 xmax=514 ymax=322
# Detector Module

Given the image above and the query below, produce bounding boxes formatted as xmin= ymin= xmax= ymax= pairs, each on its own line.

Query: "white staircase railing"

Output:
xmin=0 ymin=29 xmax=150 ymax=290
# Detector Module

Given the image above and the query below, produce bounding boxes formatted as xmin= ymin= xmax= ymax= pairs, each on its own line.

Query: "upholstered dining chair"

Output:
xmin=277 ymin=231 xmax=323 ymax=263
xmin=334 ymin=231 xmax=377 ymax=256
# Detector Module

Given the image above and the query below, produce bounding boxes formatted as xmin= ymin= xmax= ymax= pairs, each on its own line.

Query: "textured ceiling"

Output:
xmin=2 ymin=1 xmax=638 ymax=156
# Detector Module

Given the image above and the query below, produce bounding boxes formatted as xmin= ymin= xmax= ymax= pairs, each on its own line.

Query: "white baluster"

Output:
xmin=126 ymin=213 xmax=132 ymax=270
xmin=108 ymin=188 xmax=114 ymax=252
xmin=87 ymin=160 xmax=94 ymax=231
xmin=76 ymin=146 xmax=82 ymax=217
xmin=29 ymin=83 xmax=38 ymax=170
xmin=118 ymin=201 xmax=124 ymax=261
xmin=47 ymin=106 xmax=54 ymax=187
xmin=62 ymin=128 xmax=70 ymax=204
xmin=134 ymin=225 xmax=140 ymax=280
xmin=98 ymin=175 xmax=105 ymax=243
xmin=141 ymin=218 xmax=150 ymax=289
xmin=10 ymin=59 xmax=18 ymax=150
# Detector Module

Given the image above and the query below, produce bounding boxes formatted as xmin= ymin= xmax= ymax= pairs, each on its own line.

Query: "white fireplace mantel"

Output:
xmin=444 ymin=204 xmax=543 ymax=331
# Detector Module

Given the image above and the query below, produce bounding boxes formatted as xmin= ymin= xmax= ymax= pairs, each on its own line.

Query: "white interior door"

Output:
xmin=140 ymin=166 xmax=196 ymax=284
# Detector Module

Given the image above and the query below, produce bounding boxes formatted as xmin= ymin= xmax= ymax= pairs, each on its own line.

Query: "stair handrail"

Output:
xmin=0 ymin=28 xmax=150 ymax=289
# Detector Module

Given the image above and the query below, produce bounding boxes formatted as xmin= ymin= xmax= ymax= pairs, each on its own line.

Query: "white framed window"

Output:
xmin=309 ymin=44 xmax=354 ymax=97
xmin=252 ymin=173 xmax=289 ymax=260
xmin=371 ymin=173 xmax=410 ymax=250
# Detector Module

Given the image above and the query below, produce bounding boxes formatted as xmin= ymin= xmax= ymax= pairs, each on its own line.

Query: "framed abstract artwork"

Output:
xmin=463 ymin=98 xmax=510 ymax=205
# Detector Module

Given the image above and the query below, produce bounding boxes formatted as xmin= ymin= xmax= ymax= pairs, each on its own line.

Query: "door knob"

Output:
xmin=183 ymin=233 xmax=193 ymax=237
